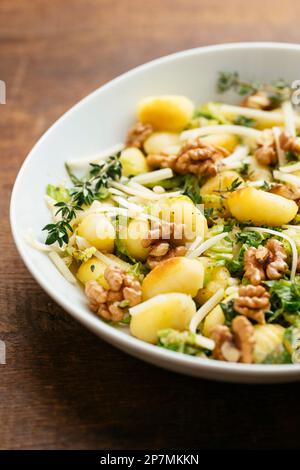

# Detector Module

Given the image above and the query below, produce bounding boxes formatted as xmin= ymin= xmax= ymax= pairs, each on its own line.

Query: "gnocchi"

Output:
xmin=77 ymin=257 xmax=109 ymax=289
xmin=201 ymin=133 xmax=238 ymax=153
xmin=123 ymin=218 xmax=151 ymax=262
xmin=142 ymin=257 xmax=204 ymax=300
xmin=151 ymin=196 xmax=208 ymax=242
xmin=200 ymin=171 xmax=244 ymax=200
xmin=130 ymin=293 xmax=196 ymax=343
xmin=137 ymin=95 xmax=195 ymax=132
xmin=253 ymin=324 xmax=285 ymax=364
xmin=144 ymin=132 xmax=180 ymax=155
xmin=120 ymin=147 xmax=149 ymax=176
xmin=227 ymin=187 xmax=298 ymax=226
xmin=77 ymin=213 xmax=116 ymax=252
xmin=195 ymin=265 xmax=231 ymax=305
xmin=202 ymin=305 xmax=225 ymax=337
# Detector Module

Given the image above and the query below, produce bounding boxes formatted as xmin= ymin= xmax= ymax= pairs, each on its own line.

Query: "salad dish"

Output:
xmin=36 ymin=71 xmax=300 ymax=366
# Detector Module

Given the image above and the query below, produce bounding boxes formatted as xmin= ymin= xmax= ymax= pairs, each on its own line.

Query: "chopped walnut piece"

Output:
xmin=254 ymin=129 xmax=277 ymax=166
xmin=255 ymin=130 xmax=300 ymax=167
xmin=143 ymin=220 xmax=186 ymax=247
xmin=234 ymin=285 xmax=270 ymax=324
xmin=142 ymin=221 xmax=187 ymax=269
xmin=147 ymin=245 xmax=187 ymax=270
xmin=146 ymin=137 xmax=228 ymax=177
xmin=279 ymin=131 xmax=300 ymax=155
xmin=232 ymin=316 xmax=255 ymax=364
xmin=265 ymin=238 xmax=289 ymax=280
xmin=106 ymin=303 xmax=124 ymax=322
xmin=148 ymin=242 xmax=170 ymax=257
xmin=269 ymin=183 xmax=300 ymax=202
xmin=243 ymin=239 xmax=288 ymax=285
xmin=106 ymin=290 xmax=123 ymax=303
xmin=174 ymin=138 xmax=229 ymax=177
xmin=211 ymin=325 xmax=234 ymax=361
xmin=85 ymin=281 xmax=108 ymax=312
xmin=104 ymin=265 xmax=124 ymax=291
xmin=85 ymin=266 xmax=142 ymax=322
xmin=97 ymin=304 xmax=114 ymax=321
xmin=244 ymin=246 xmax=268 ymax=285
xmin=211 ymin=316 xmax=254 ymax=363
xmin=241 ymin=91 xmax=272 ymax=110
xmin=146 ymin=153 xmax=177 ymax=169
xmin=123 ymin=274 xmax=143 ymax=307
xmin=126 ymin=122 xmax=153 ymax=149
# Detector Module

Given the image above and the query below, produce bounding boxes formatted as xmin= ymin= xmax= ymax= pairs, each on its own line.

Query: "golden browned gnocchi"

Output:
xmin=130 ymin=293 xmax=196 ymax=343
xmin=77 ymin=257 xmax=109 ymax=288
xmin=77 ymin=213 xmax=115 ymax=252
xmin=227 ymin=187 xmax=298 ymax=226
xmin=143 ymin=132 xmax=180 ymax=155
xmin=120 ymin=147 xmax=149 ymax=176
xmin=138 ymin=95 xmax=194 ymax=132
xmin=142 ymin=257 xmax=205 ymax=300
xmin=123 ymin=218 xmax=151 ymax=262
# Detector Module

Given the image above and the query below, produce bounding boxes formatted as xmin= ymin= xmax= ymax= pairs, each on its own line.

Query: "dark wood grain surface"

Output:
xmin=1 ymin=0 xmax=300 ymax=450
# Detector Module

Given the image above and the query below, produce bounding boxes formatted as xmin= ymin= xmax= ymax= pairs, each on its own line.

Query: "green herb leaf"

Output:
xmin=239 ymin=163 xmax=250 ymax=177
xmin=217 ymin=72 xmax=291 ymax=106
xmin=182 ymin=174 xmax=202 ymax=204
xmin=65 ymin=164 xmax=82 ymax=185
xmin=261 ymin=345 xmax=291 ymax=364
xmin=217 ymin=71 xmax=239 ymax=93
xmin=46 ymin=184 xmax=70 ymax=203
xmin=260 ymin=181 xmax=272 ymax=191
xmin=43 ymin=154 xmax=122 ymax=246
xmin=227 ymin=178 xmax=243 ymax=192
xmin=217 ymin=71 xmax=258 ymax=95
xmin=265 ymin=280 xmax=300 ymax=322
xmin=220 ymin=300 xmax=238 ymax=326
xmin=233 ymin=115 xmax=256 ymax=127
xmin=226 ymin=259 xmax=244 ymax=278
xmin=128 ymin=262 xmax=150 ymax=282
xmin=204 ymin=207 xmax=213 ymax=219
xmin=146 ymin=175 xmax=183 ymax=190
xmin=235 ymin=230 xmax=264 ymax=248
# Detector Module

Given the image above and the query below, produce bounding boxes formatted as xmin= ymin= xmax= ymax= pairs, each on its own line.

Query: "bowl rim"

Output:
xmin=10 ymin=41 xmax=300 ymax=379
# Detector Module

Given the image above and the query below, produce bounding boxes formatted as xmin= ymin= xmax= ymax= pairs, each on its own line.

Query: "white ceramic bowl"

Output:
xmin=10 ymin=42 xmax=300 ymax=383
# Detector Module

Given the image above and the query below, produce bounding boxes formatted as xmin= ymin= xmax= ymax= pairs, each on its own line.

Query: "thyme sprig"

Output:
xmin=227 ymin=178 xmax=243 ymax=192
xmin=217 ymin=71 xmax=291 ymax=106
xmin=214 ymin=178 xmax=243 ymax=195
xmin=217 ymin=71 xmax=259 ymax=95
xmin=233 ymin=115 xmax=256 ymax=127
xmin=43 ymin=154 xmax=122 ymax=246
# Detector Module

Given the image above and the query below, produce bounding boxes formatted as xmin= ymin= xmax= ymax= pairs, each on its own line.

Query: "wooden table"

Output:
xmin=1 ymin=0 xmax=300 ymax=450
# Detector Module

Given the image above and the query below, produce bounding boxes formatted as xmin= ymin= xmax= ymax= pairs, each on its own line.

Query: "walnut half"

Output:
xmin=126 ymin=122 xmax=153 ymax=149
xmin=142 ymin=221 xmax=187 ymax=269
xmin=244 ymin=246 xmax=268 ymax=286
xmin=85 ymin=266 xmax=142 ymax=322
xmin=241 ymin=91 xmax=272 ymax=110
xmin=234 ymin=285 xmax=270 ymax=324
xmin=174 ymin=138 xmax=229 ymax=177
xmin=211 ymin=316 xmax=255 ymax=364
xmin=243 ymin=239 xmax=288 ymax=285
xmin=254 ymin=129 xmax=277 ymax=166
xmin=146 ymin=137 xmax=229 ymax=178
xmin=269 ymin=183 xmax=300 ymax=203
xmin=279 ymin=131 xmax=300 ymax=155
